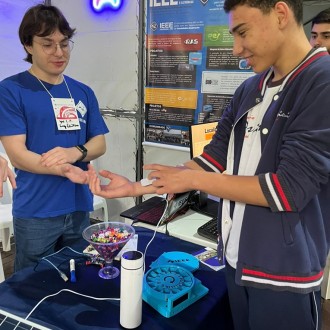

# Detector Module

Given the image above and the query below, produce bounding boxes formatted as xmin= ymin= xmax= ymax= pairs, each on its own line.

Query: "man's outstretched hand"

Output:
xmin=60 ymin=164 xmax=89 ymax=184
xmin=88 ymin=166 xmax=137 ymax=198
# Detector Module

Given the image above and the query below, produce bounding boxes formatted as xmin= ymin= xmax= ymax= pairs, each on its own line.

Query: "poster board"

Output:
xmin=144 ymin=0 xmax=254 ymax=149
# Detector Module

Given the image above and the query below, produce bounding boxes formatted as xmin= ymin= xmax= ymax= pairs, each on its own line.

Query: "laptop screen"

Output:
xmin=120 ymin=191 xmax=194 ymax=226
xmin=161 ymin=191 xmax=194 ymax=223
xmin=189 ymin=121 xmax=218 ymax=158
xmin=188 ymin=121 xmax=219 ymax=216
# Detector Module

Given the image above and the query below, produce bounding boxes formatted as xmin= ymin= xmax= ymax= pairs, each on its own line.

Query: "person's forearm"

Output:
xmin=190 ymin=170 xmax=268 ymax=207
xmin=182 ymin=160 xmax=267 ymax=206
xmin=7 ymin=150 xmax=64 ymax=176
xmin=183 ymin=159 xmax=204 ymax=170
xmin=131 ymin=180 xmax=159 ymax=197
xmin=81 ymin=135 xmax=106 ymax=162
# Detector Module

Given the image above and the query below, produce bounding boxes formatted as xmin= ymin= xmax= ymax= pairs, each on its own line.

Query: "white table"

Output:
xmin=124 ymin=208 xmax=217 ymax=250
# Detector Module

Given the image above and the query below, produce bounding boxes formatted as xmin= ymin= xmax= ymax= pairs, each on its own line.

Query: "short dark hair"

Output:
xmin=223 ymin=0 xmax=303 ymax=25
xmin=19 ymin=4 xmax=76 ymax=63
xmin=311 ymin=8 xmax=330 ymax=28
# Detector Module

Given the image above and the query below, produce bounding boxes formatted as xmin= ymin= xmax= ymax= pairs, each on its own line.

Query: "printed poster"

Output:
xmin=145 ymin=0 xmax=254 ymax=147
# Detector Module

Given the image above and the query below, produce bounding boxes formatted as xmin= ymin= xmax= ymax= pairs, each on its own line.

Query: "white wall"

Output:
xmin=0 ymin=0 xmax=35 ymax=80
xmin=52 ymin=0 xmax=139 ymax=110
xmin=52 ymin=0 xmax=140 ymax=218
xmin=0 ymin=1 xmax=35 ymax=204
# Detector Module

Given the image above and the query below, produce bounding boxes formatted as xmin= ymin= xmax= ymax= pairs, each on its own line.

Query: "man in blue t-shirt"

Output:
xmin=0 ymin=4 xmax=109 ymax=271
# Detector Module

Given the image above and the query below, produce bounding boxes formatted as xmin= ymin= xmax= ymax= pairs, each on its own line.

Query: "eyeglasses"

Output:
xmin=33 ymin=39 xmax=74 ymax=55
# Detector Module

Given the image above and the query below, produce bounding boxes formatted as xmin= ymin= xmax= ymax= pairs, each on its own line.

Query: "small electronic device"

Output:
xmin=120 ymin=191 xmax=194 ymax=226
xmin=120 ymin=251 xmax=144 ymax=329
xmin=142 ymin=251 xmax=208 ymax=318
xmin=197 ymin=218 xmax=218 ymax=243
xmin=149 ymin=251 xmax=199 ymax=272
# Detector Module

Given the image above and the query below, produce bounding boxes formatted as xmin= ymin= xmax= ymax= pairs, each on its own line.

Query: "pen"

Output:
xmin=70 ymin=259 xmax=76 ymax=283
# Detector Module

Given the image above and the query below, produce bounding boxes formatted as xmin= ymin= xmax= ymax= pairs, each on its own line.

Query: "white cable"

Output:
xmin=39 ymin=246 xmax=88 ymax=282
xmin=26 ymin=203 xmax=169 ymax=322
xmin=25 ymin=288 xmax=120 ymax=320
xmin=40 ymin=258 xmax=69 ymax=282
xmin=139 ymin=199 xmax=169 ymax=272
xmin=312 ymin=291 xmax=318 ymax=330
xmin=42 ymin=246 xmax=85 ymax=259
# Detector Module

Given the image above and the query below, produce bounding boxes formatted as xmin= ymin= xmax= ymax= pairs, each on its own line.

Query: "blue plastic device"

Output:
xmin=143 ymin=251 xmax=209 ymax=318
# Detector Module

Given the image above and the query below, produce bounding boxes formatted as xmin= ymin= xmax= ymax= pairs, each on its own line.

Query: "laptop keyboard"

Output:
xmin=197 ymin=218 xmax=218 ymax=242
xmin=136 ymin=203 xmax=166 ymax=225
xmin=120 ymin=192 xmax=192 ymax=226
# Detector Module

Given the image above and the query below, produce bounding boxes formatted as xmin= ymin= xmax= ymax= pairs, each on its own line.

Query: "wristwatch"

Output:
xmin=76 ymin=145 xmax=88 ymax=161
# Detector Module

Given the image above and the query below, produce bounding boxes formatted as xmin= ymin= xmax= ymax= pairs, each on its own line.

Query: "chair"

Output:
xmin=92 ymin=194 xmax=109 ymax=221
xmin=0 ymin=152 xmax=14 ymax=252
xmin=0 ymin=204 xmax=13 ymax=252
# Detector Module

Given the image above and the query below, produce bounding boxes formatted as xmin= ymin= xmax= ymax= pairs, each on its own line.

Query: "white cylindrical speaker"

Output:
xmin=120 ymin=250 xmax=144 ymax=329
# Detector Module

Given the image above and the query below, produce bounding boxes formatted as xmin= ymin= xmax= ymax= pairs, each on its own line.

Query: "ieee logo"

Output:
xmin=92 ymin=0 xmax=123 ymax=12
xmin=150 ymin=21 xmax=158 ymax=32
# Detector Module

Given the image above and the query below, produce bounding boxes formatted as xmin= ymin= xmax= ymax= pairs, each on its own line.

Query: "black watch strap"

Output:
xmin=76 ymin=145 xmax=87 ymax=161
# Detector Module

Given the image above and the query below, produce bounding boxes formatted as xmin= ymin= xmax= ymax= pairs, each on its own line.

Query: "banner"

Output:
xmin=145 ymin=0 xmax=254 ymax=147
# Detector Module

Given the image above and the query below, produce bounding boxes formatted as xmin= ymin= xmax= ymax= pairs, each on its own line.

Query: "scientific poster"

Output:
xmin=145 ymin=0 xmax=254 ymax=147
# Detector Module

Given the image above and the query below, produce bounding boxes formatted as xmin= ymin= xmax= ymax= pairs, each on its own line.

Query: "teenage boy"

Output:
xmin=84 ymin=1 xmax=329 ymax=328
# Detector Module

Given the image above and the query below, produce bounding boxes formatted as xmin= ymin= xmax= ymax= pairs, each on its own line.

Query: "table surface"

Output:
xmin=125 ymin=208 xmax=218 ymax=250
xmin=0 ymin=227 xmax=233 ymax=330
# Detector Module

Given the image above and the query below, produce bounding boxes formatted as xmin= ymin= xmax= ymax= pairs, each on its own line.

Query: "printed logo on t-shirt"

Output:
xmin=245 ymin=109 xmax=262 ymax=139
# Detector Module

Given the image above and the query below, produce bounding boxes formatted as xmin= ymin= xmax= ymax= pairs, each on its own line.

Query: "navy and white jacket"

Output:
xmin=194 ymin=48 xmax=330 ymax=293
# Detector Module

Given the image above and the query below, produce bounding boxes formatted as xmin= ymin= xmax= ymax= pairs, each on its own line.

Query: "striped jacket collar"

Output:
xmin=258 ymin=47 xmax=328 ymax=97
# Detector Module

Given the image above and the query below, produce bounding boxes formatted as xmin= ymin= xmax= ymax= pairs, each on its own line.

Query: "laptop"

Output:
xmin=188 ymin=121 xmax=219 ymax=218
xmin=0 ymin=308 xmax=51 ymax=329
xmin=120 ymin=191 xmax=195 ymax=226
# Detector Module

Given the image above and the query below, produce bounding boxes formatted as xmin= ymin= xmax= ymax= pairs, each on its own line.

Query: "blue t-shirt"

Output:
xmin=0 ymin=71 xmax=109 ymax=218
